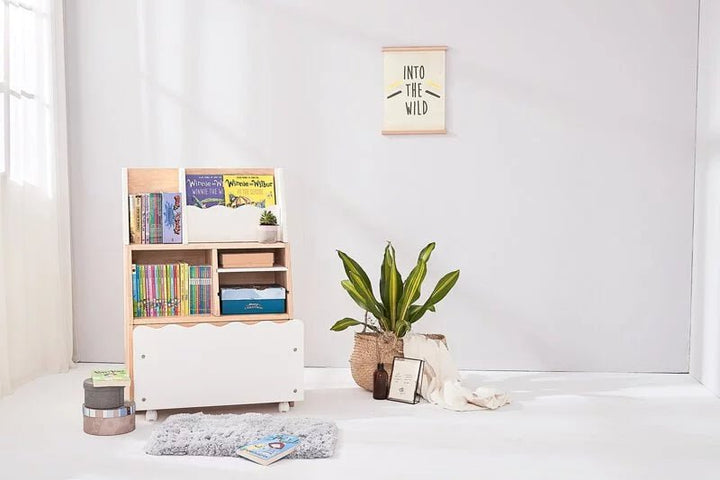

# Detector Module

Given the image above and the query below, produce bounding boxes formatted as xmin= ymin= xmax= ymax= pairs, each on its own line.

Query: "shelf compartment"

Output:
xmin=217 ymin=266 xmax=288 ymax=273
xmin=133 ymin=313 xmax=291 ymax=325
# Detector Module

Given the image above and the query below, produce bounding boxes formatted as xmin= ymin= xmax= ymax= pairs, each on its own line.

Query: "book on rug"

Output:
xmin=236 ymin=434 xmax=301 ymax=466
xmin=91 ymin=368 xmax=131 ymax=388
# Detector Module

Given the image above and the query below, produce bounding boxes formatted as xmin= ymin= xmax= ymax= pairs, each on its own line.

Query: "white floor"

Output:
xmin=1 ymin=365 xmax=719 ymax=479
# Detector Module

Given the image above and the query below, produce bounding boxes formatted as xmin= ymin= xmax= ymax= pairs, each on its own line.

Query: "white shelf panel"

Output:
xmin=133 ymin=320 xmax=304 ymax=410
xmin=217 ymin=266 xmax=288 ymax=273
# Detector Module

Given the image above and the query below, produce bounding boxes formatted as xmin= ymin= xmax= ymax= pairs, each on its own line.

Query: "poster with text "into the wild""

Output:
xmin=383 ymin=46 xmax=446 ymax=135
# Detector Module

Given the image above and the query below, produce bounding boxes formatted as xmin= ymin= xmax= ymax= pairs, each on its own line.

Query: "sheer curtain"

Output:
xmin=0 ymin=0 xmax=73 ymax=396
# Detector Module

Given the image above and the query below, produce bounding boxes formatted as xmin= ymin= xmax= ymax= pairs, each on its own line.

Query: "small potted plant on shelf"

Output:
xmin=330 ymin=241 xmax=460 ymax=391
xmin=258 ymin=210 xmax=279 ymax=243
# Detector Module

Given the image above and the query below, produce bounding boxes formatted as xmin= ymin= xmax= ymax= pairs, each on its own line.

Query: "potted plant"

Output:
xmin=331 ymin=242 xmax=460 ymax=391
xmin=258 ymin=210 xmax=279 ymax=243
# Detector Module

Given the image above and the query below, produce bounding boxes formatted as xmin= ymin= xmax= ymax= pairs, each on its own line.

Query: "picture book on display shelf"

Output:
xmin=122 ymin=167 xmax=287 ymax=245
xmin=236 ymin=434 xmax=301 ymax=466
xmin=182 ymin=168 xmax=286 ymax=243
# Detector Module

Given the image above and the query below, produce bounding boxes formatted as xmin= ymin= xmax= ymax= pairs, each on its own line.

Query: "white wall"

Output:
xmin=65 ymin=0 xmax=698 ymax=371
xmin=691 ymin=0 xmax=720 ymax=396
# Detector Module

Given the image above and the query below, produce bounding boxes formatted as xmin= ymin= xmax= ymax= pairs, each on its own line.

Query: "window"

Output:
xmin=1 ymin=0 xmax=54 ymax=190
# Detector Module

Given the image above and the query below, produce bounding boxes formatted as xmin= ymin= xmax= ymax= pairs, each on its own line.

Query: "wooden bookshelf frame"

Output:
xmin=121 ymin=168 xmax=299 ymax=413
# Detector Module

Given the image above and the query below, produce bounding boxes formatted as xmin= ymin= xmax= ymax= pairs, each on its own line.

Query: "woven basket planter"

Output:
xmin=349 ymin=332 xmax=446 ymax=391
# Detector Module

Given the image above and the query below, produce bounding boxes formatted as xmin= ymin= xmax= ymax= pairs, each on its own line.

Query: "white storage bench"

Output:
xmin=132 ymin=320 xmax=304 ymax=417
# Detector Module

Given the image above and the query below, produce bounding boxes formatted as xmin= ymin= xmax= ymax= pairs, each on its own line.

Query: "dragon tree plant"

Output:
xmin=330 ymin=242 xmax=460 ymax=338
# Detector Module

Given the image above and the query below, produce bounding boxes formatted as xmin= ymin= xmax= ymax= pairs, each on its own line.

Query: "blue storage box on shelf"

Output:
xmin=220 ymin=284 xmax=286 ymax=315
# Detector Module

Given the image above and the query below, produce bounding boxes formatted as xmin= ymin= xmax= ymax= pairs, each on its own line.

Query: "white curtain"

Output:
xmin=0 ymin=0 xmax=73 ymax=397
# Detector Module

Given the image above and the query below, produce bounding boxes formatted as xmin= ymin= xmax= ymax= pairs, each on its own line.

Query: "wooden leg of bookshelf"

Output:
xmin=145 ymin=410 xmax=158 ymax=422
xmin=278 ymin=402 xmax=290 ymax=413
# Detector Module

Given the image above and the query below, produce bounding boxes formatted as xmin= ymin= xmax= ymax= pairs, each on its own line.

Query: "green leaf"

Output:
xmin=425 ymin=270 xmax=460 ymax=306
xmin=379 ymin=242 xmax=403 ymax=330
xmin=396 ymin=260 xmax=428 ymax=325
xmin=417 ymin=242 xmax=436 ymax=263
xmin=330 ymin=318 xmax=364 ymax=331
xmin=340 ymin=279 xmax=390 ymax=330
xmin=409 ymin=270 xmax=460 ymax=324
xmin=408 ymin=304 xmax=423 ymax=319
xmin=337 ymin=250 xmax=374 ymax=297
xmin=396 ymin=320 xmax=410 ymax=338
xmin=341 ymin=280 xmax=373 ymax=312
xmin=408 ymin=242 xmax=435 ymax=305
xmin=348 ymin=271 xmax=388 ymax=328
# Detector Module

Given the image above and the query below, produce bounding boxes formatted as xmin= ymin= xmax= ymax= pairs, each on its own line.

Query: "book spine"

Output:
xmin=159 ymin=264 xmax=164 ymax=316
xmin=142 ymin=264 xmax=148 ymax=317
xmin=204 ymin=266 xmax=211 ymax=314
xmin=134 ymin=195 xmax=142 ymax=244
xmin=138 ymin=264 xmax=144 ymax=317
xmin=189 ymin=266 xmax=195 ymax=314
xmin=148 ymin=194 xmax=156 ymax=244
xmin=149 ymin=265 xmax=155 ymax=317
xmin=131 ymin=264 xmax=138 ymax=317
xmin=182 ymin=263 xmax=189 ymax=315
xmin=199 ymin=266 xmax=205 ymax=314
xmin=175 ymin=264 xmax=180 ymax=316
xmin=154 ymin=264 xmax=160 ymax=316
xmin=142 ymin=194 xmax=148 ymax=244
xmin=165 ymin=264 xmax=171 ymax=316
xmin=171 ymin=264 xmax=177 ymax=316
xmin=156 ymin=193 xmax=164 ymax=244
xmin=128 ymin=196 xmax=138 ymax=244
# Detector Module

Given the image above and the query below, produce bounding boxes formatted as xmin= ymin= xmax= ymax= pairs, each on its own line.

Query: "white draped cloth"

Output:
xmin=403 ymin=334 xmax=510 ymax=411
xmin=0 ymin=0 xmax=74 ymax=397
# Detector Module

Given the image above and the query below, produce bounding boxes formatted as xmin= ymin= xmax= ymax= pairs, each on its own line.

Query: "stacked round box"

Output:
xmin=82 ymin=378 xmax=136 ymax=435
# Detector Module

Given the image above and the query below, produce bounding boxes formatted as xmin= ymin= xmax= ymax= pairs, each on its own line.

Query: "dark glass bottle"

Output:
xmin=373 ymin=363 xmax=389 ymax=400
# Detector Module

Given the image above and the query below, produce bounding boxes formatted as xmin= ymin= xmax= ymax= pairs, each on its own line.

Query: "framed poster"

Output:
xmin=382 ymin=46 xmax=447 ymax=135
xmin=387 ymin=357 xmax=424 ymax=404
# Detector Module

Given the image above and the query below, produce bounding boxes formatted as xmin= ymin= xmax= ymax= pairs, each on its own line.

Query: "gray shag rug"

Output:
xmin=145 ymin=413 xmax=338 ymax=459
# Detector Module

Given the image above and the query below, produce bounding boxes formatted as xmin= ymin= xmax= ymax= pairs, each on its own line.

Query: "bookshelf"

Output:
xmin=122 ymin=167 xmax=303 ymax=420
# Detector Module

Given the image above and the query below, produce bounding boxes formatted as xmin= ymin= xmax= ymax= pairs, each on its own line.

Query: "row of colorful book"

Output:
xmin=128 ymin=192 xmax=182 ymax=244
xmin=185 ymin=174 xmax=276 ymax=209
xmin=131 ymin=263 xmax=212 ymax=317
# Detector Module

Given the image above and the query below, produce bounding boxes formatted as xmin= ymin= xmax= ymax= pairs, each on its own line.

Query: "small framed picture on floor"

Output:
xmin=387 ymin=357 xmax=424 ymax=404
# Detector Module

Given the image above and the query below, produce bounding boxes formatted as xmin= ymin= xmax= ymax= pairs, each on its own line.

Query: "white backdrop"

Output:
xmin=65 ymin=0 xmax=698 ymax=371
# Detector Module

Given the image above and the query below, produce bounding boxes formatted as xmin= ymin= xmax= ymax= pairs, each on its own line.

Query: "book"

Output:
xmin=236 ymin=434 xmax=301 ymax=466
xmin=222 ymin=174 xmax=276 ymax=208
xmin=91 ymin=368 xmax=131 ymax=388
xmin=162 ymin=192 xmax=183 ymax=243
xmin=128 ymin=195 xmax=142 ymax=244
xmin=141 ymin=193 xmax=148 ymax=244
xmin=149 ymin=193 xmax=163 ymax=244
xmin=185 ymin=174 xmax=225 ymax=208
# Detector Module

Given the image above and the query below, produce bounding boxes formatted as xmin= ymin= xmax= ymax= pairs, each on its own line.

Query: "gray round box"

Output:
xmin=83 ymin=378 xmax=125 ymax=409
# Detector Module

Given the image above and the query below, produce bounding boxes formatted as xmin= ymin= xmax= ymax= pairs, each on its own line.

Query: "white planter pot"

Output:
xmin=257 ymin=225 xmax=279 ymax=243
